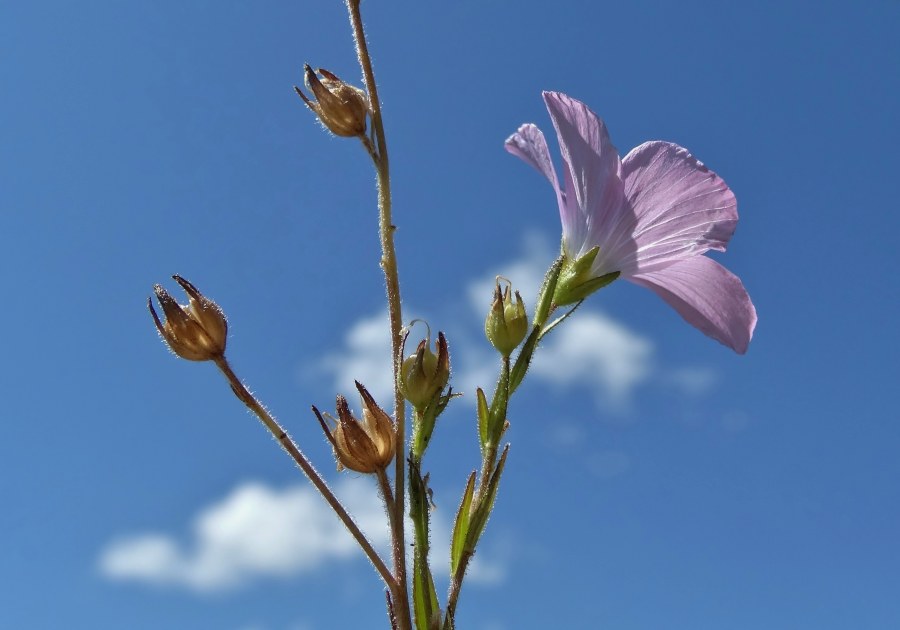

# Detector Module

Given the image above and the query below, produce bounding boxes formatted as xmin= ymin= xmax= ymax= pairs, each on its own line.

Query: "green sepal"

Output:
xmin=558 ymin=270 xmax=620 ymax=305
xmin=554 ymin=246 xmax=620 ymax=306
xmin=476 ymin=388 xmax=490 ymax=453
xmin=468 ymin=445 xmax=510 ymax=545
xmin=450 ymin=472 xmax=477 ymax=575
xmin=571 ymin=245 xmax=600 ymax=274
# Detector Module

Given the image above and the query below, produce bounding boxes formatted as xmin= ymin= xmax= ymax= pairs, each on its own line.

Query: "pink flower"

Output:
xmin=506 ymin=92 xmax=756 ymax=354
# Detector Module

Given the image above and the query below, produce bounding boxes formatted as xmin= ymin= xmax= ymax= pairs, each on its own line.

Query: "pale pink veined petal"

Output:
xmin=542 ymin=91 xmax=626 ymax=259
xmin=619 ymin=141 xmax=737 ymax=274
xmin=505 ymin=123 xmax=560 ymax=191
xmin=629 ymin=256 xmax=757 ymax=354
xmin=505 ymin=123 xmax=568 ymax=237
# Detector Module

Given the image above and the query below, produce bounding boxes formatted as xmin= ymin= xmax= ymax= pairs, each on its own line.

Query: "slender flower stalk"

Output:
xmin=345 ymin=2 xmax=411 ymax=628
xmin=212 ymin=356 xmax=395 ymax=591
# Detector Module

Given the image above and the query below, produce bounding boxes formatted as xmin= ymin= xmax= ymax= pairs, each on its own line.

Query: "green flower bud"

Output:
xmin=484 ymin=278 xmax=528 ymax=356
xmin=399 ymin=330 xmax=450 ymax=410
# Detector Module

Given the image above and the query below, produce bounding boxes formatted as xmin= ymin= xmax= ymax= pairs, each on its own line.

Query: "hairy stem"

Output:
xmin=376 ymin=467 xmax=408 ymax=626
xmin=345 ymin=2 xmax=411 ymax=629
xmin=213 ymin=355 xmax=395 ymax=591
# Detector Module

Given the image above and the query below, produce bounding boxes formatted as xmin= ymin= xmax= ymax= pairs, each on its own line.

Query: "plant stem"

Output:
xmin=376 ymin=467 xmax=408 ymax=626
xmin=212 ymin=355 xmax=395 ymax=591
xmin=444 ymin=355 xmax=510 ymax=627
xmin=345 ymin=2 xmax=411 ymax=629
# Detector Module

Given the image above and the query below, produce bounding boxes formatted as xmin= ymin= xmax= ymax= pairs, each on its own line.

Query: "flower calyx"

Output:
xmin=313 ymin=382 xmax=396 ymax=474
xmin=149 ymin=275 xmax=228 ymax=361
xmin=398 ymin=327 xmax=450 ymax=411
xmin=553 ymin=246 xmax=620 ymax=306
xmin=294 ymin=65 xmax=369 ymax=138
xmin=485 ymin=277 xmax=528 ymax=357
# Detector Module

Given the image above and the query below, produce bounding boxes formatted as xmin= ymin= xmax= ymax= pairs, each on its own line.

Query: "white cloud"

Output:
xmin=98 ymin=480 xmax=388 ymax=592
xmin=98 ymin=479 xmax=510 ymax=595
xmin=530 ymin=312 xmax=654 ymax=408
xmin=319 ymin=310 xmax=394 ymax=404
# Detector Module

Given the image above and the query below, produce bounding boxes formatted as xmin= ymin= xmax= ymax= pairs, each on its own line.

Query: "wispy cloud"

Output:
xmin=319 ymin=311 xmax=394 ymax=404
xmin=530 ymin=312 xmax=654 ymax=408
xmin=98 ymin=480 xmax=387 ymax=592
xmin=99 ymin=479 xmax=510 ymax=594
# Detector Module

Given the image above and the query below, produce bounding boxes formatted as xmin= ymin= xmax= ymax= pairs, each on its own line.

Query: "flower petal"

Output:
xmin=629 ymin=256 xmax=756 ymax=354
xmin=620 ymin=141 xmax=737 ymax=274
xmin=505 ymin=123 xmax=567 ymax=218
xmin=504 ymin=123 xmax=559 ymax=190
xmin=542 ymin=91 xmax=625 ymax=259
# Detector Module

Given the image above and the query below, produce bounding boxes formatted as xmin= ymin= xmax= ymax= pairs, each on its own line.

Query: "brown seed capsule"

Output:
xmin=148 ymin=275 xmax=227 ymax=361
xmin=294 ymin=65 xmax=369 ymax=138
xmin=313 ymin=382 xmax=396 ymax=474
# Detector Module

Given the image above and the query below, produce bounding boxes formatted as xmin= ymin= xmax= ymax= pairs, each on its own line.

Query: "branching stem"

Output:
xmin=212 ymin=355 xmax=395 ymax=592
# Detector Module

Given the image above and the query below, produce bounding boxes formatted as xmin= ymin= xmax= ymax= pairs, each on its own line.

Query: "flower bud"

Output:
xmin=313 ymin=382 xmax=396 ymax=474
xmin=294 ymin=65 xmax=369 ymax=138
xmin=484 ymin=278 xmax=528 ymax=356
xmin=149 ymin=275 xmax=227 ymax=361
xmin=399 ymin=330 xmax=450 ymax=410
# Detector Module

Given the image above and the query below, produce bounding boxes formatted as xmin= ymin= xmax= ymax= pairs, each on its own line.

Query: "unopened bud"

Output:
xmin=149 ymin=275 xmax=227 ymax=361
xmin=485 ymin=278 xmax=528 ymax=356
xmin=399 ymin=329 xmax=450 ymax=410
xmin=313 ymin=382 xmax=396 ymax=474
xmin=294 ymin=65 xmax=369 ymax=138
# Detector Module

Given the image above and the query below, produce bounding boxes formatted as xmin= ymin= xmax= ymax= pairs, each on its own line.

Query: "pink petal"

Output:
xmin=504 ymin=123 xmax=567 ymax=217
xmin=504 ymin=123 xmax=559 ymax=190
xmin=629 ymin=256 xmax=756 ymax=354
xmin=619 ymin=141 xmax=737 ymax=274
xmin=542 ymin=91 xmax=625 ymax=259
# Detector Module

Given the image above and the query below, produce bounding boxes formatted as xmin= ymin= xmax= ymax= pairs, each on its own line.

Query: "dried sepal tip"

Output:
xmin=312 ymin=382 xmax=396 ymax=474
xmin=148 ymin=275 xmax=227 ymax=361
xmin=294 ymin=65 xmax=369 ymax=138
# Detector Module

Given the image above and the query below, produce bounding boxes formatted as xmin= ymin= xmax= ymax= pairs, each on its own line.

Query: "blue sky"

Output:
xmin=2 ymin=1 xmax=899 ymax=629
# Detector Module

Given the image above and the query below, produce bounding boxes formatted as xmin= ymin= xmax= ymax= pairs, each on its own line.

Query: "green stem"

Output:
xmin=212 ymin=355 xmax=395 ymax=591
xmin=443 ymin=356 xmax=509 ymax=627
xmin=345 ymin=3 xmax=410 ymax=630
